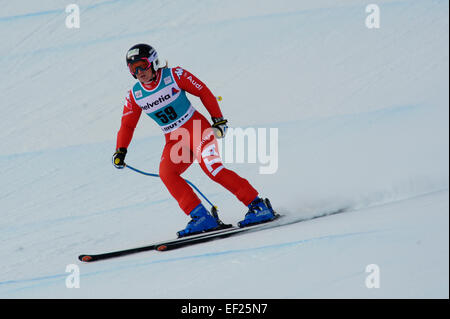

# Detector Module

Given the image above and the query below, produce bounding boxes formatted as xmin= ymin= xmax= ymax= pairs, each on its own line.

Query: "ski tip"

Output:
xmin=79 ymin=255 xmax=93 ymax=262
xmin=156 ymin=245 xmax=167 ymax=251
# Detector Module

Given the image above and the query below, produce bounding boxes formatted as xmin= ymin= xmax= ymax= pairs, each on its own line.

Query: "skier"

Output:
xmin=113 ymin=43 xmax=277 ymax=237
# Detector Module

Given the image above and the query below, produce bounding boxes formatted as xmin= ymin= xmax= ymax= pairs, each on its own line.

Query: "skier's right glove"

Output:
xmin=112 ymin=148 xmax=127 ymax=169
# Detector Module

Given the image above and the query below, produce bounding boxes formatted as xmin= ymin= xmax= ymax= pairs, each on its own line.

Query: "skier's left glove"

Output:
xmin=211 ymin=117 xmax=228 ymax=138
xmin=112 ymin=148 xmax=127 ymax=169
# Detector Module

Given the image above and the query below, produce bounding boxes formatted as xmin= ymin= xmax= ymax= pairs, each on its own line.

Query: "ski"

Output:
xmin=78 ymin=207 xmax=347 ymax=263
xmin=155 ymin=214 xmax=283 ymax=252
xmin=78 ymin=223 xmax=234 ymax=262
xmin=78 ymin=215 xmax=282 ymax=262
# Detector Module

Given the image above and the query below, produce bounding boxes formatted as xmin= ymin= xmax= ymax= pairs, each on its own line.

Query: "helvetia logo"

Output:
xmin=142 ymin=94 xmax=171 ymax=110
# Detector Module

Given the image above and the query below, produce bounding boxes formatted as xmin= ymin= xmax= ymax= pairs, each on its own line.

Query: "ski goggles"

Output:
xmin=128 ymin=58 xmax=152 ymax=76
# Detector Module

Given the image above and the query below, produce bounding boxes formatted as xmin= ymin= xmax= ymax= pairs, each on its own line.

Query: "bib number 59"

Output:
xmin=155 ymin=106 xmax=177 ymax=124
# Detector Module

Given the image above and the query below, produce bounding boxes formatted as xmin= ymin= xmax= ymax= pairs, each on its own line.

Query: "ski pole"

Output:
xmin=125 ymin=164 xmax=216 ymax=209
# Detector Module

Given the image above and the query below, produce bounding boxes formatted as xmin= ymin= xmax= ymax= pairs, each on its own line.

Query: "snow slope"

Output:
xmin=0 ymin=0 xmax=448 ymax=298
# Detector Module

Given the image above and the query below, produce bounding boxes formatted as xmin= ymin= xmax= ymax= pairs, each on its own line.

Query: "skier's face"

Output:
xmin=135 ymin=67 xmax=154 ymax=83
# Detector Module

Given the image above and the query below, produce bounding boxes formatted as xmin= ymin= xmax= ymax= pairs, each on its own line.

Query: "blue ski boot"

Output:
xmin=238 ymin=197 xmax=277 ymax=228
xmin=177 ymin=203 xmax=220 ymax=238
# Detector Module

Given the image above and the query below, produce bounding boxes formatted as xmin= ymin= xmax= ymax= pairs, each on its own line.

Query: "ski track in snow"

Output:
xmin=0 ymin=231 xmax=377 ymax=294
xmin=0 ymin=188 xmax=447 ymax=297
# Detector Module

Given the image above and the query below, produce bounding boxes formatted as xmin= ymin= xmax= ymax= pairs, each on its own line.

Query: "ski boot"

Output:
xmin=237 ymin=197 xmax=278 ymax=228
xmin=177 ymin=203 xmax=228 ymax=238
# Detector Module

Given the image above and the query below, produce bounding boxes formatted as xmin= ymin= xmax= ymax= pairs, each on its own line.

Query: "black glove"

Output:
xmin=112 ymin=148 xmax=127 ymax=169
xmin=211 ymin=117 xmax=228 ymax=138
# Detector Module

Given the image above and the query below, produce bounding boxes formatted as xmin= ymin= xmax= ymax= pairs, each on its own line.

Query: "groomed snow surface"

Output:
xmin=0 ymin=0 xmax=448 ymax=299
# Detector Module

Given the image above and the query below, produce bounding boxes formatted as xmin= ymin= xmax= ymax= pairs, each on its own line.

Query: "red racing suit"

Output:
xmin=116 ymin=66 xmax=258 ymax=215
